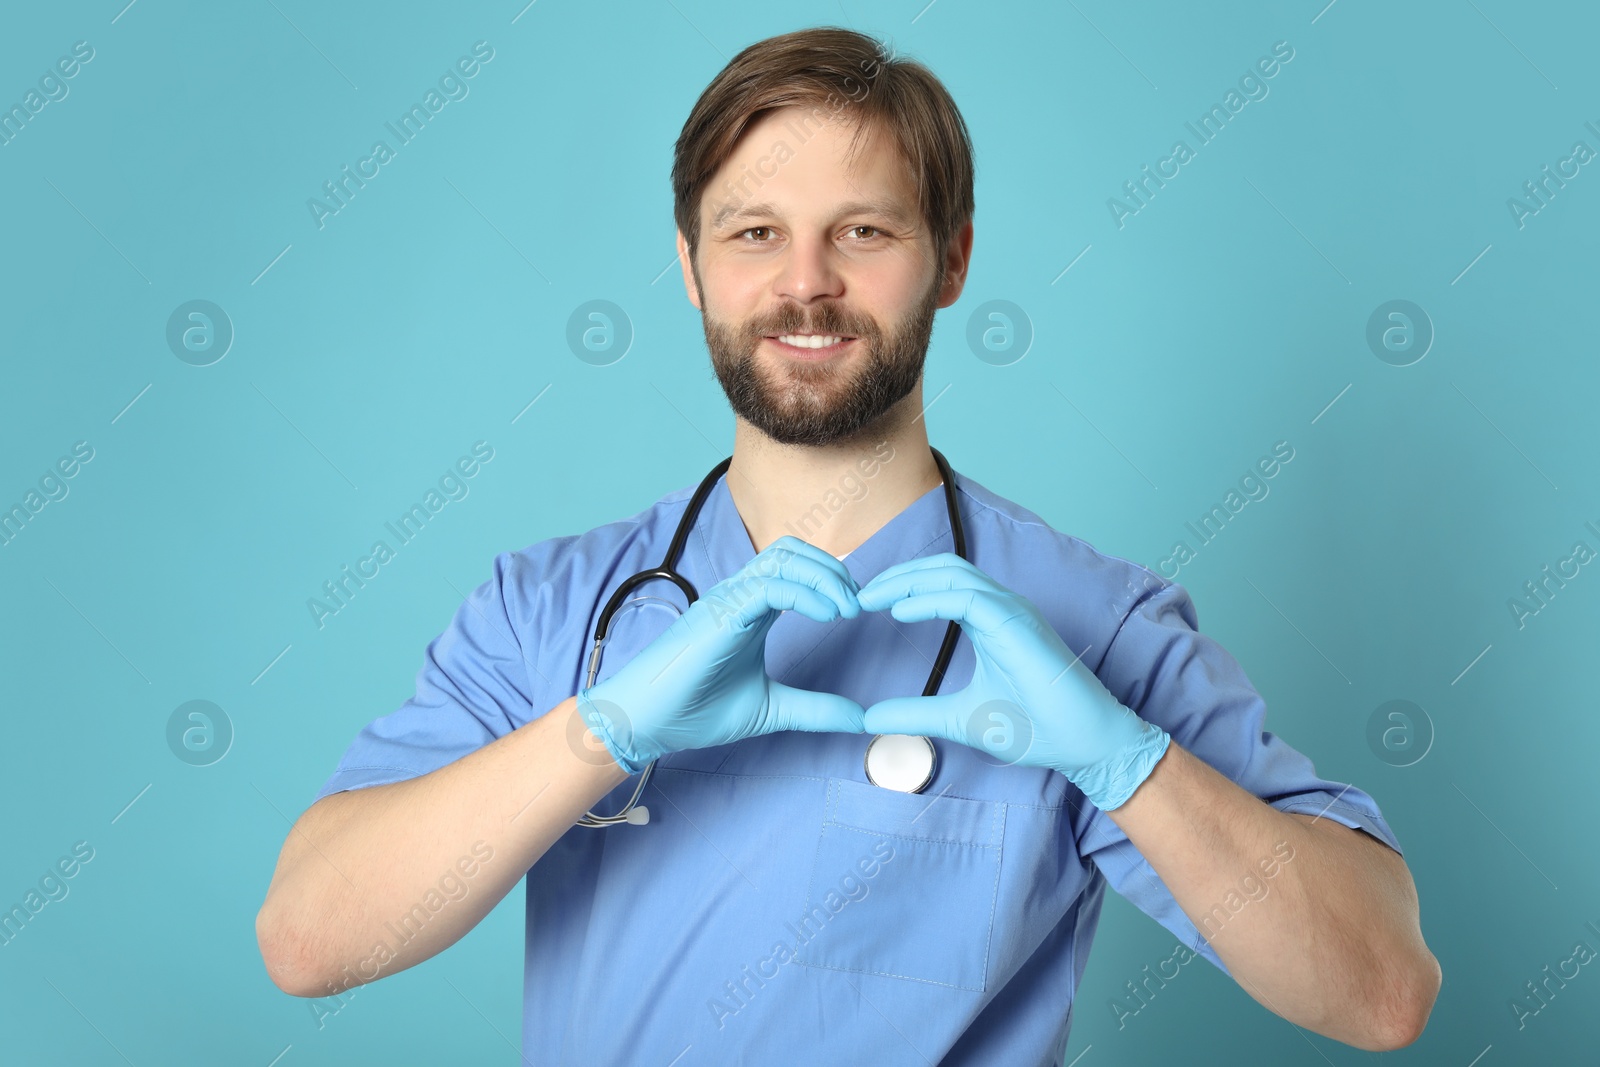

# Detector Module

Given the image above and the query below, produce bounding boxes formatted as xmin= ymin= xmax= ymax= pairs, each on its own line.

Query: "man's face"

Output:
xmin=678 ymin=107 xmax=963 ymax=448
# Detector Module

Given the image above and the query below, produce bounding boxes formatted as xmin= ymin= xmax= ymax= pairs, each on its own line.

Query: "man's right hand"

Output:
xmin=576 ymin=535 xmax=866 ymax=774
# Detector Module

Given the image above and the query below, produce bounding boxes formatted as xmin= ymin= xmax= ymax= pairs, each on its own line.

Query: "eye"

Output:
xmin=735 ymin=225 xmax=887 ymax=244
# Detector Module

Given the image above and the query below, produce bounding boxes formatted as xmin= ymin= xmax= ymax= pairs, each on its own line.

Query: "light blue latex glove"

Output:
xmin=856 ymin=553 xmax=1170 ymax=811
xmin=577 ymin=535 xmax=867 ymax=775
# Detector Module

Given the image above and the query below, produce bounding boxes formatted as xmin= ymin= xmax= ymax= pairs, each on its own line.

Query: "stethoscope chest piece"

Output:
xmin=863 ymin=734 xmax=937 ymax=793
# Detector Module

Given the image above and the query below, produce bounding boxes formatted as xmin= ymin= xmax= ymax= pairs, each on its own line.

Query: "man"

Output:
xmin=256 ymin=26 xmax=1440 ymax=1063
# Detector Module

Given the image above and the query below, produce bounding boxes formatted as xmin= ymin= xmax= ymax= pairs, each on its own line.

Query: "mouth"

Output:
xmin=763 ymin=333 xmax=859 ymax=361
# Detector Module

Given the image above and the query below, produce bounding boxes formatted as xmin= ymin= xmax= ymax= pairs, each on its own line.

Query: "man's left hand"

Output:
xmin=855 ymin=553 xmax=1170 ymax=811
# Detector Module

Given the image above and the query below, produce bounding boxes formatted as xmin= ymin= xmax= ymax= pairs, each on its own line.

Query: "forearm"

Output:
xmin=1105 ymin=742 xmax=1439 ymax=1050
xmin=255 ymin=695 xmax=628 ymax=997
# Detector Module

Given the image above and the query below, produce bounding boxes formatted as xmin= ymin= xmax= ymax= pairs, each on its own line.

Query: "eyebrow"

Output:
xmin=709 ymin=198 xmax=916 ymax=232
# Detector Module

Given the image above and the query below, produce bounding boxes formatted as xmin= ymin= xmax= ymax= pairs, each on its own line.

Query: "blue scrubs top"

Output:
xmin=314 ymin=464 xmax=1403 ymax=1065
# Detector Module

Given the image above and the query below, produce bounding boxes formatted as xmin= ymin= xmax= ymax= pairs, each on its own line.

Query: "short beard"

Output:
xmin=701 ymin=268 xmax=942 ymax=448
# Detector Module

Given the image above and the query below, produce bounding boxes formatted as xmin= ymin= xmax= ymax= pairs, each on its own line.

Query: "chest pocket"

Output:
xmin=794 ymin=776 xmax=1005 ymax=992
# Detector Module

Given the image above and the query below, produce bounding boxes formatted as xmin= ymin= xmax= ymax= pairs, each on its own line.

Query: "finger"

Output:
xmin=767 ymin=682 xmax=867 ymax=734
xmin=858 ymin=565 xmax=1008 ymax=615
xmin=743 ymin=537 xmax=860 ymax=618
xmin=876 ymin=587 xmax=1031 ymax=636
xmin=767 ymin=535 xmax=861 ymax=597
xmin=857 ymin=559 xmax=1004 ymax=607
xmin=715 ymin=576 xmax=842 ymax=630
xmin=856 ymin=552 xmax=969 ymax=598
xmin=861 ymin=693 xmax=963 ymax=740
xmin=713 ymin=557 xmax=853 ymax=628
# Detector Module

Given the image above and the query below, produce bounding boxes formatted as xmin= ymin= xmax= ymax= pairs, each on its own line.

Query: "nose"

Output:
xmin=771 ymin=232 xmax=847 ymax=307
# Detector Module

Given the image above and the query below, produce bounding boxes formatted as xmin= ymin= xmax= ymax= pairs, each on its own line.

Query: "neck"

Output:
xmin=724 ymin=388 xmax=943 ymax=558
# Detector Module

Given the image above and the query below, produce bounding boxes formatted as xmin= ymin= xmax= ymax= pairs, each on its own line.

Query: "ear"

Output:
xmin=934 ymin=218 xmax=974 ymax=309
xmin=675 ymin=229 xmax=702 ymax=310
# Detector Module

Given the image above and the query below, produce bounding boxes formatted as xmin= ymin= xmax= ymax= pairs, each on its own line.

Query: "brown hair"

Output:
xmin=672 ymin=26 xmax=975 ymax=283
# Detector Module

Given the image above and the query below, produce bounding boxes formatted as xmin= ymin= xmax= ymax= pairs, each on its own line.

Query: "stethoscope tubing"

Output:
xmin=577 ymin=447 xmax=963 ymax=826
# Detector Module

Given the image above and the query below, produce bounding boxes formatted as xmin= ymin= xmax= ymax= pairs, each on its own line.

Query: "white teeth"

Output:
xmin=776 ymin=334 xmax=847 ymax=349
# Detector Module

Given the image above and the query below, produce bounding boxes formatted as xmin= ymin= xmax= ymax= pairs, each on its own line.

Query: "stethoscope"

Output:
xmin=577 ymin=446 xmax=967 ymax=828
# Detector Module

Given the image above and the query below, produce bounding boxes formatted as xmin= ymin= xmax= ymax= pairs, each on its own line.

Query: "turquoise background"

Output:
xmin=2 ymin=0 xmax=1596 ymax=1063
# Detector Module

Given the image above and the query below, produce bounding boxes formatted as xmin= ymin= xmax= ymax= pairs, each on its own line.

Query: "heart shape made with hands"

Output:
xmin=579 ymin=536 xmax=1167 ymax=808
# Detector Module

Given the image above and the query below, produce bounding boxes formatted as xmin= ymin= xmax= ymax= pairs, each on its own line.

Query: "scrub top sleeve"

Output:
xmin=312 ymin=547 xmax=548 ymax=801
xmin=1071 ymin=579 xmax=1404 ymax=973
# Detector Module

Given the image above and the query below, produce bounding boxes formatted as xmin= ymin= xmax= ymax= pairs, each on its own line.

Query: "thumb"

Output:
xmin=862 ymin=694 xmax=962 ymax=741
xmin=765 ymin=682 xmax=867 ymax=734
